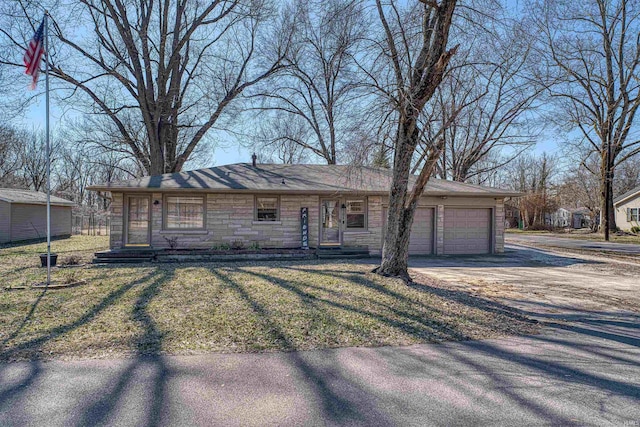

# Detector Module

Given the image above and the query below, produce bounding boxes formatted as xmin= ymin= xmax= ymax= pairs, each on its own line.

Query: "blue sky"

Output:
xmin=21 ymin=0 xmax=552 ymax=169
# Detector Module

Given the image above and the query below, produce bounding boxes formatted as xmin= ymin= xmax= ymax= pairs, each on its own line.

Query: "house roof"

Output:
xmin=0 ymin=188 xmax=75 ymax=207
xmin=614 ymin=185 xmax=640 ymax=206
xmin=86 ymin=163 xmax=522 ymax=197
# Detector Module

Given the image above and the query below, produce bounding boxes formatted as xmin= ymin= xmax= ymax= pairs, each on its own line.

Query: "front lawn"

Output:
xmin=1 ymin=238 xmax=538 ymax=361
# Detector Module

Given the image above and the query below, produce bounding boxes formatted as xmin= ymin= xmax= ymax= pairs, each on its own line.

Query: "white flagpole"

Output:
xmin=45 ymin=11 xmax=51 ymax=286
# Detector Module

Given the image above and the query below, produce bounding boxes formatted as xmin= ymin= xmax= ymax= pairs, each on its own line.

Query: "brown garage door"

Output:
xmin=444 ymin=208 xmax=491 ymax=254
xmin=383 ymin=207 xmax=434 ymax=255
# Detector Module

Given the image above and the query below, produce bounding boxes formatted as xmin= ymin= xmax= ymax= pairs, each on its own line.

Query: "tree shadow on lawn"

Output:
xmin=0 ymin=267 xmax=175 ymax=427
xmin=207 ymin=267 xmax=397 ymax=425
xmin=235 ymin=263 xmax=639 ymax=425
xmin=2 ymin=260 xmax=638 ymax=425
xmin=202 ymin=264 xmax=542 ymax=424
xmin=281 ymin=263 xmax=535 ymax=337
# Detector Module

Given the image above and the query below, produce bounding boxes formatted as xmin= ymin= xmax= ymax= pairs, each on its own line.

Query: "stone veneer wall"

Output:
xmin=110 ymin=193 xmax=124 ymax=249
xmin=342 ymin=196 xmax=383 ymax=255
xmin=108 ymin=191 xmax=506 ymax=254
xmin=494 ymin=199 xmax=505 ymax=253
xmin=147 ymin=193 xmax=321 ymax=249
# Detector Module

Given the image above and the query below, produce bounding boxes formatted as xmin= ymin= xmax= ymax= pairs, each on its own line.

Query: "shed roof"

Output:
xmin=87 ymin=163 xmax=521 ymax=197
xmin=614 ymin=185 xmax=640 ymax=206
xmin=0 ymin=188 xmax=75 ymax=207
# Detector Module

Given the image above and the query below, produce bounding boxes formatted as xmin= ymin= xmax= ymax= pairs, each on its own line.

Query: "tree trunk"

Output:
xmin=376 ymin=117 xmax=421 ymax=281
xmin=599 ymin=154 xmax=617 ymax=232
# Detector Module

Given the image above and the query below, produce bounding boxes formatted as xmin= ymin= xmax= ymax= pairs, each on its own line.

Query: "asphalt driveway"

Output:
xmin=409 ymin=244 xmax=640 ymax=317
xmin=506 ymin=233 xmax=640 ymax=255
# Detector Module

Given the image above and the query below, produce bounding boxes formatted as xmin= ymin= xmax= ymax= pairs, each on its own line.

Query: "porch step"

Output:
xmin=93 ymin=257 xmax=154 ymax=264
xmin=95 ymin=250 xmax=156 ymax=258
xmin=93 ymin=250 xmax=156 ymax=264
xmin=317 ymin=247 xmax=370 ymax=259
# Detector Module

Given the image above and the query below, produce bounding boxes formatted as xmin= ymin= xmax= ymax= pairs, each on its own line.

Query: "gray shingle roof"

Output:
xmin=87 ymin=163 xmax=521 ymax=197
xmin=614 ymin=185 xmax=640 ymax=205
xmin=0 ymin=188 xmax=75 ymax=206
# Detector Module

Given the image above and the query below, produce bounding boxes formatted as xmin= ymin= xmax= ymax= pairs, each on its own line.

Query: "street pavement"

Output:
xmin=506 ymin=233 xmax=640 ymax=255
xmin=1 ymin=324 xmax=638 ymax=426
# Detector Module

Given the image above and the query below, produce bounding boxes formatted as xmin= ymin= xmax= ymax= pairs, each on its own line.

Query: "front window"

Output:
xmin=629 ymin=208 xmax=639 ymax=222
xmin=256 ymin=197 xmax=279 ymax=221
xmin=165 ymin=196 xmax=204 ymax=229
xmin=346 ymin=199 xmax=366 ymax=228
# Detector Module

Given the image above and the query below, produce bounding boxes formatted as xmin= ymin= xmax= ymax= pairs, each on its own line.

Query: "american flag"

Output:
xmin=23 ymin=18 xmax=45 ymax=90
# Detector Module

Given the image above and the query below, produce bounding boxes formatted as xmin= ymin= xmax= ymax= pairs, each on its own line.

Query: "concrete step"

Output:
xmin=95 ymin=250 xmax=156 ymax=259
xmin=93 ymin=257 xmax=154 ymax=264
xmin=317 ymin=253 xmax=370 ymax=260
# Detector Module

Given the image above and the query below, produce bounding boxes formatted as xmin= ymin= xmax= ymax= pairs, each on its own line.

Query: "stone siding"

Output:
xmin=435 ymin=204 xmax=445 ymax=255
xmin=494 ymin=199 xmax=505 ymax=253
xmin=342 ymin=196 xmax=383 ymax=255
xmin=108 ymin=191 xmax=507 ymax=254
xmin=110 ymin=193 xmax=124 ymax=249
xmin=147 ymin=193 xmax=319 ymax=250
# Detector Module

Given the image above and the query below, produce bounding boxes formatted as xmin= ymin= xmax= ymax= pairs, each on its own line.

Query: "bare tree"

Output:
xmin=531 ymin=0 xmax=640 ymax=238
xmin=417 ymin=22 xmax=542 ymax=182
xmin=249 ymin=0 xmax=368 ymax=164
xmin=0 ymin=125 xmax=25 ymax=187
xmin=506 ymin=152 xmax=558 ymax=229
xmin=0 ymin=0 xmax=293 ymax=175
xmin=373 ymin=0 xmax=458 ymax=280
xmin=20 ymin=130 xmax=61 ymax=192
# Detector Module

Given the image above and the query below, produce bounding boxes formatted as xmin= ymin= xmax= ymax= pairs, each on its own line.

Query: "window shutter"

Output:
xmin=628 ymin=208 xmax=632 ymax=222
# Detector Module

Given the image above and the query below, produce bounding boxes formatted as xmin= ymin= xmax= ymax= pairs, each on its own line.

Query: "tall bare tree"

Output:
xmin=0 ymin=0 xmax=293 ymax=175
xmin=507 ymin=152 xmax=558 ymax=229
xmin=373 ymin=0 xmax=458 ymax=280
xmin=416 ymin=22 xmax=542 ymax=182
xmin=250 ymin=0 xmax=368 ymax=164
xmin=20 ymin=130 xmax=61 ymax=192
xmin=531 ymin=0 xmax=640 ymax=238
xmin=0 ymin=125 xmax=25 ymax=187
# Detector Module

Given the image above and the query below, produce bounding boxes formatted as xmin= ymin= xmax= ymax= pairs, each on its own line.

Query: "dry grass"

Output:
xmin=1 ymin=237 xmax=538 ymax=361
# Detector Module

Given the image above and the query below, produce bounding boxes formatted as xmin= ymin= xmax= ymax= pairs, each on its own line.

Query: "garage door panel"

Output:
xmin=383 ymin=207 xmax=434 ymax=255
xmin=409 ymin=208 xmax=434 ymax=255
xmin=444 ymin=208 xmax=491 ymax=255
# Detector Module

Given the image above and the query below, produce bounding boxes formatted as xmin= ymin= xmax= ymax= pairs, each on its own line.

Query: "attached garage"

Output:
xmin=443 ymin=208 xmax=492 ymax=255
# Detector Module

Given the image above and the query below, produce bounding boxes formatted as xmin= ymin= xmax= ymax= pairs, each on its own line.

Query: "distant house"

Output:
xmin=87 ymin=163 xmax=521 ymax=256
xmin=0 ymin=189 xmax=75 ymax=244
xmin=614 ymin=186 xmax=640 ymax=231
xmin=547 ymin=207 xmax=591 ymax=229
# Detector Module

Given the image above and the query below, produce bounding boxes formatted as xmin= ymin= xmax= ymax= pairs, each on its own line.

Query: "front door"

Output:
xmin=321 ymin=199 xmax=341 ymax=245
xmin=126 ymin=195 xmax=151 ymax=246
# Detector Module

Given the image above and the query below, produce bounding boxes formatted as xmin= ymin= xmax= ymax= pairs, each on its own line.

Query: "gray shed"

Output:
xmin=0 ymin=189 xmax=75 ymax=244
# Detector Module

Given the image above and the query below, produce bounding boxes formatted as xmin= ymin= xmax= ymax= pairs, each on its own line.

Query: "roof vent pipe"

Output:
xmin=252 ymin=153 xmax=257 ymax=167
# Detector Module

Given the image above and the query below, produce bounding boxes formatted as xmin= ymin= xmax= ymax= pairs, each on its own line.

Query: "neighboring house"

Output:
xmin=0 ymin=189 xmax=74 ymax=244
xmin=547 ymin=207 xmax=591 ymax=229
xmin=614 ymin=186 xmax=640 ymax=231
xmin=87 ymin=163 xmax=521 ymax=256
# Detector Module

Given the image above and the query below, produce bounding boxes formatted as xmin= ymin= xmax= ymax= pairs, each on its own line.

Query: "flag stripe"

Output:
xmin=24 ymin=18 xmax=45 ymax=89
